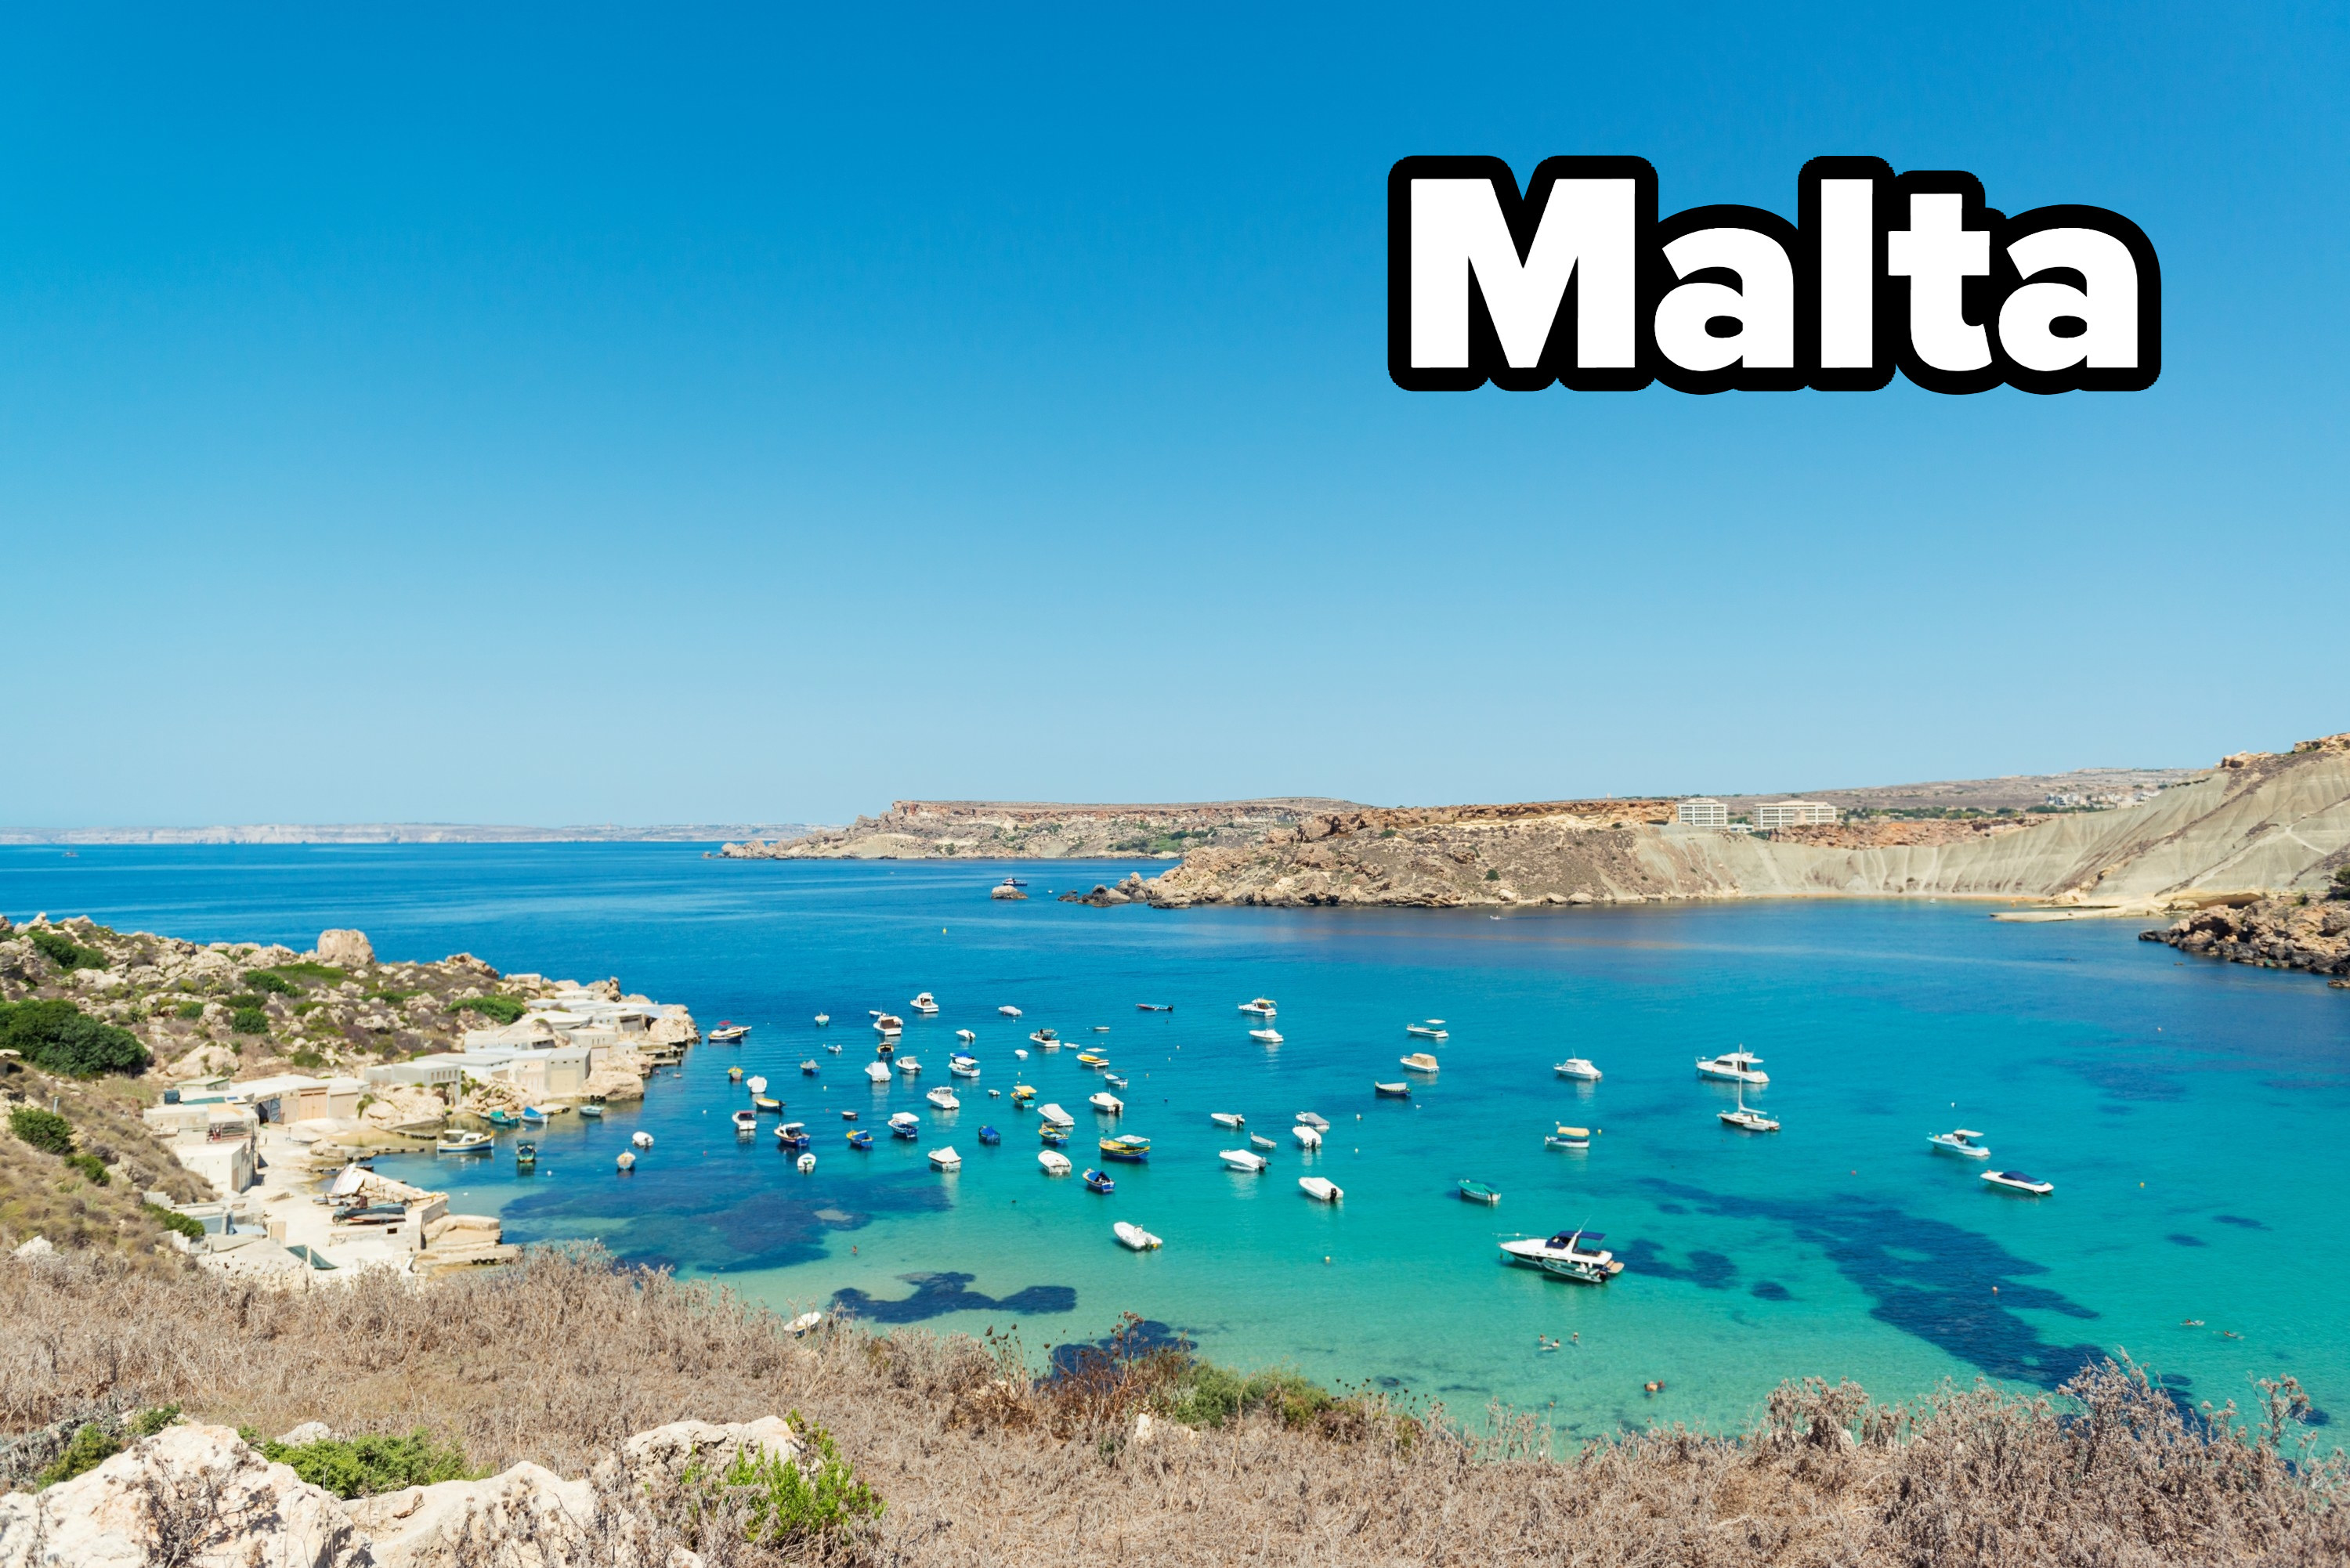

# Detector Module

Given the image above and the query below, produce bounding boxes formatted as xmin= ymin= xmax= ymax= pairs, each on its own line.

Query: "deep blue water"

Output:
xmin=5 ymin=844 xmax=2345 ymax=1440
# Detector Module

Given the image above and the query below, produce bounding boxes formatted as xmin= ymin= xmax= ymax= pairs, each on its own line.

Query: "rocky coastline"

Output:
xmin=721 ymin=797 xmax=1354 ymax=861
xmin=2139 ymin=893 xmax=2350 ymax=981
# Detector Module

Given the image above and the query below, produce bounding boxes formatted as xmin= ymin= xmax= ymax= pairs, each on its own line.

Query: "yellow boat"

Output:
xmin=1076 ymin=1051 xmax=1109 ymax=1068
xmin=1011 ymin=1084 xmax=1036 ymax=1102
xmin=728 ymin=1067 xmax=743 ymax=1082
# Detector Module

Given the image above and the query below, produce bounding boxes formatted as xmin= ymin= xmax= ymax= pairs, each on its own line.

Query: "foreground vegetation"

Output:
xmin=0 ymin=1247 xmax=2338 ymax=1566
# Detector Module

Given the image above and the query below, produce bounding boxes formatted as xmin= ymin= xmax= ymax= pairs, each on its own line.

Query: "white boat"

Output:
xmin=1545 ymin=1124 xmax=1592 ymax=1150
xmin=1220 ymin=1148 xmax=1267 ymax=1172
xmin=631 ymin=1130 xmax=654 ymax=1150
xmin=1038 ymin=1103 xmax=1075 ymax=1129
xmin=1718 ymin=1080 xmax=1778 ymax=1133
xmin=1238 ymin=998 xmax=1278 ymax=1017
xmin=1249 ymin=1133 xmax=1278 ymax=1151
xmin=873 ymin=1013 xmax=904 ymax=1036
xmin=1014 ymin=1048 xmax=1029 ymax=1059
xmin=616 ymin=1150 xmax=635 ymax=1171
xmin=1298 ymin=1176 xmax=1342 ymax=1202
xmin=1088 ymin=1091 xmax=1123 ymax=1115
xmin=928 ymin=1147 xmax=961 ymax=1171
xmin=954 ymin=1028 xmax=977 ymax=1043
xmin=988 ymin=1088 xmax=1000 ymax=1098
xmin=1982 ymin=1169 xmax=2054 ymax=1195
xmin=888 ymin=1111 xmax=921 ymax=1136
xmin=896 ymin=1057 xmax=922 ymax=1075
xmin=1554 ymin=1058 xmax=1603 ymax=1081
xmin=1696 ymin=1050 xmax=1769 ymax=1085
xmin=732 ymin=1109 xmax=758 ymax=1132
xmin=927 ymin=1086 xmax=960 ymax=1111
xmin=436 ymin=1129 xmax=494 ymax=1154
xmin=999 ymin=1005 xmax=1023 ymax=1017
xmin=1400 ymin=1052 xmax=1439 ymax=1073
xmin=786 ymin=1310 xmax=824 ymax=1336
xmin=1249 ymin=1028 xmax=1283 ymax=1045
xmin=746 ymin=1075 xmax=768 ymax=1096
xmin=1114 ymin=1220 xmax=1162 ymax=1251
xmin=1291 ymin=1125 xmax=1323 ymax=1149
xmin=814 ymin=1013 xmax=830 ymax=1025
xmin=1929 ymin=1129 xmax=1991 ymax=1159
xmin=825 ymin=1043 xmax=842 ymax=1054
xmin=1209 ymin=1111 xmax=1246 ymax=1129
xmin=864 ymin=1061 xmax=891 ymax=1082
xmin=1499 ymin=1228 xmax=1623 ymax=1283
xmin=949 ymin=1053 xmax=981 ymax=1078
xmin=795 ymin=1152 xmax=817 ymax=1174
xmin=1029 ymin=1029 xmax=1059 ymax=1047
xmin=910 ymin=992 xmax=940 ymax=1014
xmin=1295 ymin=1112 xmax=1330 ymax=1130
xmin=1038 ymin=1150 xmax=1072 ymax=1175
xmin=1405 ymin=1021 xmax=1449 ymax=1039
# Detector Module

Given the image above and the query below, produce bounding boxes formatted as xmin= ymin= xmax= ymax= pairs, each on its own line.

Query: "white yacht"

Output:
xmin=896 ymin=1057 xmax=922 ymax=1075
xmin=954 ymin=1028 xmax=977 ymax=1043
xmin=910 ymin=992 xmax=940 ymax=1014
xmin=1209 ymin=1111 xmax=1246 ymax=1129
xmin=873 ymin=1013 xmax=904 ymax=1036
xmin=927 ymin=1146 xmax=961 ymax=1171
xmin=1929 ymin=1129 xmax=1991 ymax=1158
xmin=1087 ymin=1091 xmax=1123 ymax=1115
xmin=1037 ymin=1150 xmax=1072 ymax=1176
xmin=926 ymin=1086 xmax=960 ymax=1111
xmin=731 ymin=1109 xmax=758 ymax=1132
xmin=1037 ymin=1102 xmax=1075 ymax=1129
xmin=949 ymin=1053 xmax=982 ymax=1078
xmin=1982 ymin=1169 xmax=2054 ymax=1195
xmin=1238 ymin=998 xmax=1278 ymax=1017
xmin=1405 ymin=1021 xmax=1449 ymax=1039
xmin=1220 ymin=1148 xmax=1267 ymax=1172
xmin=1499 ymin=1228 xmax=1622 ymax=1284
xmin=1291 ymin=1125 xmax=1323 ymax=1150
xmin=863 ymin=1061 xmax=891 ymax=1082
xmin=1696 ymin=1050 xmax=1769 ymax=1085
xmin=1114 ymin=1221 xmax=1162 ymax=1251
xmin=1249 ymin=1028 xmax=1284 ymax=1045
xmin=1297 ymin=1176 xmax=1342 ymax=1202
xmin=1554 ymin=1058 xmax=1603 ymax=1081
xmin=999 ymin=1005 xmax=1023 ymax=1017
xmin=1718 ymin=1082 xmax=1779 ymax=1133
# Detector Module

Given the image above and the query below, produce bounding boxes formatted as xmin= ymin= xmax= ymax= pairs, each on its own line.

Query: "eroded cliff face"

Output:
xmin=721 ymin=798 xmax=1355 ymax=860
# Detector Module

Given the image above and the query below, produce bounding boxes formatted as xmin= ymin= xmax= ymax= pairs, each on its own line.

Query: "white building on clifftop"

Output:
xmin=1676 ymin=798 xmax=1729 ymax=829
xmin=1757 ymin=800 xmax=1838 ymax=829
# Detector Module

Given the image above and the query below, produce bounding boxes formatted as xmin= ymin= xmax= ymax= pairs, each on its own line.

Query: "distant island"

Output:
xmin=722 ymin=798 xmax=1354 ymax=861
xmin=1 ymin=822 xmax=823 ymax=847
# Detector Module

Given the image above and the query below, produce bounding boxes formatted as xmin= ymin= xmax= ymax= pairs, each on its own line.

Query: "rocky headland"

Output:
xmin=2140 ymin=891 xmax=2350 ymax=981
xmin=721 ymin=798 xmax=1354 ymax=861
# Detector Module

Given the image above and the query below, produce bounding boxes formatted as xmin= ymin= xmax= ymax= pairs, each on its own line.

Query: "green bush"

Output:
xmin=258 ymin=1429 xmax=478 ymax=1498
xmin=132 ymin=1404 xmax=182 ymax=1438
xmin=1484 ymin=869 xmax=1500 ymax=882
xmin=1164 ymin=1363 xmax=1336 ymax=1428
xmin=27 ymin=930 xmax=107 ymax=971
xmin=688 ymin=1416 xmax=883 ymax=1546
xmin=266 ymin=962 xmax=348 ymax=985
xmin=2331 ymin=865 xmax=2350 ymax=900
xmin=0 ymin=999 xmax=151 ymax=1076
xmin=37 ymin=1423 xmax=122 ymax=1487
xmin=9 ymin=1105 xmax=76 ymax=1156
xmin=146 ymin=1203 xmax=206 ymax=1241
xmin=245 ymin=970 xmax=299 ymax=997
xmin=175 ymin=1000 xmax=206 ymax=1021
xmin=230 ymin=1006 xmax=270 ymax=1035
xmin=64 ymin=1151 xmax=110 ymax=1185
xmin=450 ymin=995 xmax=526 ymax=1025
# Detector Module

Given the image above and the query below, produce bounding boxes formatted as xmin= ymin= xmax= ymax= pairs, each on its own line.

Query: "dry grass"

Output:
xmin=0 ymin=1065 xmax=210 ymax=1266
xmin=0 ymin=1247 xmax=2340 ymax=1566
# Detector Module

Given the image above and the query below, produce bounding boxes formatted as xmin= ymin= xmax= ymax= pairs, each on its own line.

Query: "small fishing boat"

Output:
xmin=873 ymin=1013 xmax=905 ymax=1036
xmin=1249 ymin=1133 xmax=1278 ymax=1151
xmin=1038 ymin=1102 xmax=1075 ymax=1129
xmin=1296 ymin=1112 xmax=1330 ymax=1131
xmin=753 ymin=1095 xmax=783 ymax=1115
xmin=1406 ymin=1021 xmax=1449 ymax=1039
xmin=709 ymin=1023 xmax=750 ymax=1043
xmin=954 ymin=1028 xmax=977 ymax=1044
xmin=796 ymin=1152 xmax=817 ymax=1173
xmin=1554 ymin=1058 xmax=1603 ymax=1081
xmin=1137 ymin=1003 xmax=1173 ymax=1012
xmin=1114 ymin=1221 xmax=1162 ymax=1251
xmin=896 ymin=1057 xmax=922 ymax=1075
xmin=1088 ymin=1091 xmax=1123 ymax=1115
xmin=1500 ymin=1229 xmax=1622 ymax=1284
xmin=1401 ymin=1052 xmax=1440 ymax=1074
xmin=1000 ymin=1005 xmax=1023 ymax=1018
xmin=928 ymin=1146 xmax=962 ymax=1171
xmin=978 ymin=1125 xmax=1001 ymax=1145
xmin=732 ymin=1108 xmax=759 ymax=1132
xmin=1298 ymin=1176 xmax=1343 ymax=1203
xmin=927 ymin=1086 xmax=960 ymax=1111
xmin=949 ymin=1053 xmax=982 ymax=1078
xmin=631 ymin=1130 xmax=654 ymax=1150
xmin=846 ymin=1130 xmax=874 ymax=1150
xmin=1929 ymin=1129 xmax=1991 ymax=1159
xmin=484 ymin=1109 xmax=520 ymax=1128
xmin=1103 ymin=1071 xmax=1129 ymax=1089
xmin=910 ymin=992 xmax=940 ymax=1014
xmin=888 ymin=1111 xmax=921 ymax=1140
xmin=1249 ymin=1028 xmax=1284 ymax=1045
xmin=1238 ymin=998 xmax=1278 ymax=1017
xmin=1039 ymin=1124 xmax=1070 ymax=1146
xmin=800 ymin=1060 xmax=819 ymax=1075
xmin=1076 ymin=1050 xmax=1108 ymax=1068
xmin=825 ymin=1043 xmax=842 ymax=1054
xmin=814 ymin=1013 xmax=830 ymax=1026
xmin=1083 ymin=1168 xmax=1115 ymax=1193
xmin=1099 ymin=1134 xmax=1152 ymax=1162
xmin=1718 ymin=1082 xmax=1777 ymax=1133
xmin=1696 ymin=1050 xmax=1769 ymax=1085
xmin=1091 ymin=1024 xmax=1111 ymax=1033
xmin=616 ymin=1150 xmax=635 ymax=1171
xmin=1546 ymin=1125 xmax=1592 ymax=1150
xmin=1220 ymin=1148 xmax=1267 ymax=1172
xmin=1210 ymin=1111 xmax=1246 ymax=1129
xmin=1982 ymin=1169 xmax=2054 ymax=1195
xmin=841 ymin=1108 xmax=859 ymax=1120
xmin=1373 ymin=1081 xmax=1410 ymax=1098
xmin=519 ymin=1106 xmax=550 ymax=1124
xmin=864 ymin=1061 xmax=891 ymax=1082
xmin=437 ymin=1130 xmax=494 ymax=1154
xmin=727 ymin=1066 xmax=744 ymax=1083
xmin=1029 ymin=1028 xmax=1060 ymax=1047
xmin=747 ymin=1075 xmax=768 ymax=1097
xmin=776 ymin=1122 xmax=811 ymax=1149
xmin=1011 ymin=1084 xmax=1036 ymax=1103
xmin=875 ymin=1039 xmax=895 ymax=1057
xmin=1039 ymin=1150 xmax=1072 ymax=1175
xmin=1292 ymin=1125 xmax=1323 ymax=1149
xmin=1458 ymin=1178 xmax=1499 ymax=1205
xmin=515 ymin=1141 xmax=538 ymax=1167
xmin=988 ymin=1088 xmax=1001 ymax=1098
xmin=578 ymin=1100 xmax=606 ymax=1118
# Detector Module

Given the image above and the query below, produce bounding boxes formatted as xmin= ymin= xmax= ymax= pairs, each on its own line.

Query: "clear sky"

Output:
xmin=5 ymin=5 xmax=2345 ymax=826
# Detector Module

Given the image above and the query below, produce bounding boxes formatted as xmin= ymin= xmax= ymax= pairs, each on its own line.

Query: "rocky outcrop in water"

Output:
xmin=2139 ymin=895 xmax=2350 ymax=979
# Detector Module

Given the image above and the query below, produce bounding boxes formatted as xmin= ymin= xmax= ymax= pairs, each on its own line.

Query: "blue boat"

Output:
xmin=1083 ymin=1169 xmax=1115 ymax=1194
xmin=978 ymin=1125 xmax=1001 ymax=1146
xmin=775 ymin=1122 xmax=811 ymax=1150
xmin=846 ymin=1130 xmax=873 ymax=1150
xmin=1039 ymin=1124 xmax=1069 ymax=1146
xmin=483 ymin=1110 xmax=519 ymax=1128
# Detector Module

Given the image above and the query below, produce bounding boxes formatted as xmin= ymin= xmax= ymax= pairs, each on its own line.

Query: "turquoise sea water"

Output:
xmin=5 ymin=844 xmax=2345 ymax=1440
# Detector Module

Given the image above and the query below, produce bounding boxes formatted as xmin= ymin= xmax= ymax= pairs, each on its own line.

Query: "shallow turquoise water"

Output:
xmin=6 ymin=845 xmax=2344 ymax=1439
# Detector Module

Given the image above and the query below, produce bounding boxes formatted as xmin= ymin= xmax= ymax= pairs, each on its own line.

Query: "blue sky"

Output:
xmin=5 ymin=5 xmax=2345 ymax=826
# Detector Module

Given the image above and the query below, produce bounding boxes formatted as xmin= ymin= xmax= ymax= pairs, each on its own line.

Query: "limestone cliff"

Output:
xmin=721 ymin=797 xmax=1355 ymax=860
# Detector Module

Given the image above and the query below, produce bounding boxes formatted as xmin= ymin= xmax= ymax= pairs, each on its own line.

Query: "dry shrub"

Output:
xmin=0 ymin=1247 xmax=2340 ymax=1566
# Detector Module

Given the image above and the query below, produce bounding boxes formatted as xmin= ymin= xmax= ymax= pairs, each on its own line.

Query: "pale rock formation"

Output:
xmin=360 ymin=1086 xmax=447 ymax=1133
xmin=12 ymin=1237 xmax=54 ymax=1259
xmin=620 ymin=1417 xmax=798 ymax=1490
xmin=343 ymin=1461 xmax=597 ymax=1568
xmin=274 ymin=1424 xmax=336 ymax=1447
xmin=313 ymin=930 xmax=375 ymax=969
xmin=646 ymin=1010 xmax=699 ymax=1047
xmin=164 ymin=1045 xmax=241 ymax=1082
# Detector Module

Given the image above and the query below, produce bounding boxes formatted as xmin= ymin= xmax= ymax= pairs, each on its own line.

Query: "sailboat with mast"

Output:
xmin=1718 ymin=1078 xmax=1779 ymax=1133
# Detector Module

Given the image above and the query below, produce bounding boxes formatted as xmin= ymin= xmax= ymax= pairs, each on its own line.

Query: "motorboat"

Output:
xmin=999 ymin=1005 xmax=1023 ymax=1018
xmin=1401 ymin=1052 xmax=1440 ymax=1074
xmin=1091 ymin=1024 xmax=1111 ymax=1033
xmin=732 ymin=1109 xmax=759 ymax=1132
xmin=1929 ymin=1129 xmax=1991 ymax=1159
xmin=1210 ymin=1111 xmax=1246 ymax=1129
xmin=864 ymin=1062 xmax=891 ymax=1083
xmin=709 ymin=1024 xmax=750 ymax=1043
xmin=954 ymin=1029 xmax=977 ymax=1044
xmin=840 ymin=1108 xmax=859 ymax=1120
xmin=1291 ymin=1125 xmax=1323 ymax=1150
xmin=814 ymin=1013 xmax=830 ymax=1026
xmin=1458 ymin=1178 xmax=1499 ymax=1205
xmin=1039 ymin=1124 xmax=1070 ymax=1146
xmin=1038 ymin=1103 xmax=1075 ymax=1129
xmin=888 ymin=1111 xmax=922 ymax=1140
xmin=746 ymin=1075 xmax=768 ymax=1097
xmin=1137 ymin=1003 xmax=1173 ymax=1012
xmin=1554 ymin=1058 xmax=1603 ymax=1081
xmin=910 ymin=992 xmax=940 ymax=1014
xmin=873 ymin=1013 xmax=905 ymax=1036
xmin=1296 ymin=1112 xmax=1330 ymax=1131
xmin=1099 ymin=1135 xmax=1152 ymax=1162
xmin=800 ymin=1060 xmax=819 ymax=1075
xmin=1249 ymin=1028 xmax=1284 ymax=1045
xmin=927 ymin=1086 xmax=960 ymax=1111
xmin=1038 ymin=1150 xmax=1072 ymax=1175
xmin=1076 ymin=1050 xmax=1108 ymax=1068
xmin=1114 ymin=1221 xmax=1162 ymax=1251
xmin=436 ymin=1129 xmax=494 ymax=1154
xmin=1718 ymin=1082 xmax=1778 ymax=1133
xmin=949 ymin=1053 xmax=982 ymax=1078
xmin=776 ymin=1122 xmax=811 ymax=1149
xmin=1029 ymin=1028 xmax=1060 ymax=1047
xmin=1499 ymin=1229 xmax=1622 ymax=1284
xmin=578 ymin=1101 xmax=606 ymax=1118
xmin=1696 ymin=1050 xmax=1770 ymax=1085
xmin=1220 ymin=1148 xmax=1267 ymax=1172
xmin=1373 ymin=1081 xmax=1410 ymax=1098
xmin=928 ymin=1147 xmax=961 ymax=1171
xmin=1298 ymin=1176 xmax=1342 ymax=1203
xmin=1103 ymin=1072 xmax=1129 ymax=1089
xmin=987 ymin=1088 xmax=1001 ymax=1098
xmin=875 ymin=1039 xmax=895 ymax=1058
xmin=796 ymin=1153 xmax=816 ymax=1174
xmin=753 ymin=1095 xmax=783 ymax=1114
xmin=846 ymin=1129 xmax=873 ymax=1150
xmin=1249 ymin=1133 xmax=1278 ymax=1151
xmin=727 ymin=1066 xmax=743 ymax=1083
xmin=1982 ymin=1169 xmax=2054 ymax=1195
xmin=631 ymin=1130 xmax=654 ymax=1150
xmin=896 ymin=1057 xmax=922 ymax=1075
xmin=1546 ymin=1125 xmax=1592 ymax=1150
xmin=1088 ymin=1091 xmax=1123 ymax=1115
xmin=1083 ymin=1168 xmax=1115 ymax=1194
xmin=1014 ymin=1048 xmax=1029 ymax=1060
xmin=1238 ymin=998 xmax=1278 ymax=1017
xmin=978 ymin=1125 xmax=1001 ymax=1145
xmin=1406 ymin=1021 xmax=1449 ymax=1039
xmin=616 ymin=1151 xmax=635 ymax=1171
